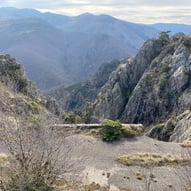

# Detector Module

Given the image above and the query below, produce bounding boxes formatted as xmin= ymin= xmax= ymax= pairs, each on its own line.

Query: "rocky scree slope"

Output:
xmin=85 ymin=33 xmax=191 ymax=142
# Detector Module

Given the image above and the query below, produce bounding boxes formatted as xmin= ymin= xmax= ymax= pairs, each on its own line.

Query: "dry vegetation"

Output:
xmin=0 ymin=103 xmax=71 ymax=191
xmin=121 ymin=124 xmax=144 ymax=138
xmin=48 ymin=178 xmax=111 ymax=191
xmin=82 ymin=128 xmax=102 ymax=138
xmin=82 ymin=123 xmax=144 ymax=140
xmin=0 ymin=153 xmax=8 ymax=163
xmin=116 ymin=152 xmax=191 ymax=167
xmin=0 ymin=153 xmax=10 ymax=176
xmin=180 ymin=139 xmax=191 ymax=148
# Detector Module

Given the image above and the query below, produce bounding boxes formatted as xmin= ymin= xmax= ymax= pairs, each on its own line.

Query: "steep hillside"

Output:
xmin=0 ymin=7 xmax=158 ymax=89
xmin=0 ymin=17 xmax=72 ymax=89
xmin=0 ymin=54 xmax=60 ymax=125
xmin=57 ymin=33 xmax=191 ymax=142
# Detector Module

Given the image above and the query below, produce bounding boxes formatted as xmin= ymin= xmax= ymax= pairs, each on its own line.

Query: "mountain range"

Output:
xmin=1 ymin=7 xmax=191 ymax=90
xmin=152 ymin=23 xmax=191 ymax=35
xmin=0 ymin=7 xmax=191 ymax=191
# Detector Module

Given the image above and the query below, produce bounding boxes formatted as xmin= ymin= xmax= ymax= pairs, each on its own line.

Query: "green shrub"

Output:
xmin=158 ymin=72 xmax=169 ymax=91
xmin=101 ymin=119 xmax=122 ymax=142
xmin=184 ymin=37 xmax=191 ymax=51
xmin=158 ymin=31 xmax=170 ymax=46
xmin=160 ymin=62 xmax=170 ymax=73
xmin=183 ymin=69 xmax=190 ymax=76
xmin=5 ymin=174 xmax=54 ymax=191
xmin=16 ymin=76 xmax=28 ymax=92
xmin=158 ymin=77 xmax=167 ymax=90
xmin=64 ymin=112 xmax=77 ymax=124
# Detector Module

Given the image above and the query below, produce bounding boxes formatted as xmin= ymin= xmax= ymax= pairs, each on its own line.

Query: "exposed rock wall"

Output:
xmin=90 ymin=38 xmax=163 ymax=122
xmin=89 ymin=33 xmax=191 ymax=142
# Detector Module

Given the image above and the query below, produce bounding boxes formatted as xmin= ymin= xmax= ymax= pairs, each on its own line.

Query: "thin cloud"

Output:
xmin=0 ymin=0 xmax=191 ymax=24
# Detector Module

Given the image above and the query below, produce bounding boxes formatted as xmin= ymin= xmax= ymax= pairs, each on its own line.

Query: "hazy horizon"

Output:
xmin=0 ymin=0 xmax=191 ymax=24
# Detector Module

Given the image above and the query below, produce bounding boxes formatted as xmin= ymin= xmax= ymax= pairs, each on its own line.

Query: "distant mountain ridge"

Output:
xmin=0 ymin=7 xmax=190 ymax=90
xmin=0 ymin=7 xmax=158 ymax=89
xmin=152 ymin=23 xmax=191 ymax=35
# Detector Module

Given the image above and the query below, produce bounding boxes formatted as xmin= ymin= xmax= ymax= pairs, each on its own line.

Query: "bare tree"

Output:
xmin=181 ymin=148 xmax=191 ymax=191
xmin=0 ymin=54 xmax=73 ymax=190
xmin=0 ymin=109 xmax=71 ymax=191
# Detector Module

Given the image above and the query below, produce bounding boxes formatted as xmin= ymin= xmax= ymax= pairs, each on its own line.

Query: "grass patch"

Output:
xmin=84 ymin=182 xmax=101 ymax=191
xmin=121 ymin=124 xmax=144 ymax=138
xmin=0 ymin=153 xmax=8 ymax=164
xmin=82 ymin=128 xmax=102 ymax=137
xmin=0 ymin=153 xmax=11 ymax=179
xmin=180 ymin=139 xmax=191 ymax=148
xmin=116 ymin=153 xmax=191 ymax=167
xmin=53 ymin=178 xmax=109 ymax=191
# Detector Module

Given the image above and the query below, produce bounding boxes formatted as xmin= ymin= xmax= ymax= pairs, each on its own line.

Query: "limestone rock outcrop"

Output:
xmin=90 ymin=33 xmax=191 ymax=142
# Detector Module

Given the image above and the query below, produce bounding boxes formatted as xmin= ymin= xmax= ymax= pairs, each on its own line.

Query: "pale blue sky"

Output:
xmin=0 ymin=0 xmax=191 ymax=24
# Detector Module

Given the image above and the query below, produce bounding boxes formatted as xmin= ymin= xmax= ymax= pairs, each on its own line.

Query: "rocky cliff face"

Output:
xmin=89 ymin=33 xmax=191 ymax=142
xmin=90 ymin=36 xmax=164 ymax=122
xmin=121 ymin=34 xmax=191 ymax=125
